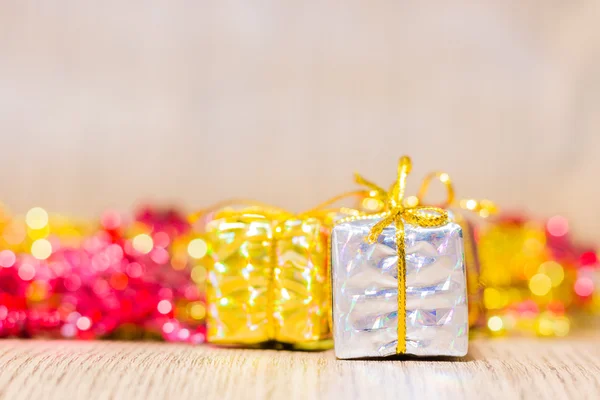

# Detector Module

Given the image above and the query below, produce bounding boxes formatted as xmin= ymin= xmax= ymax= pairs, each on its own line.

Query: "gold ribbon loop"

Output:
xmin=403 ymin=207 xmax=450 ymax=227
xmin=416 ymin=171 xmax=455 ymax=209
xmin=417 ymin=170 xmax=498 ymax=218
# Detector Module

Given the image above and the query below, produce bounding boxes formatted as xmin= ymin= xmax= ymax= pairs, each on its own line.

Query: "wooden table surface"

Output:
xmin=1 ymin=335 xmax=599 ymax=400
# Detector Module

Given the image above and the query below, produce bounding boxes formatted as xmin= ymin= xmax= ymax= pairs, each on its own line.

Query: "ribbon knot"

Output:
xmin=365 ymin=156 xmax=449 ymax=245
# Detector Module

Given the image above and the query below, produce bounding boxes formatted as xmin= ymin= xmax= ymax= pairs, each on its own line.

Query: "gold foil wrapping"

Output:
xmin=204 ymin=209 xmax=332 ymax=347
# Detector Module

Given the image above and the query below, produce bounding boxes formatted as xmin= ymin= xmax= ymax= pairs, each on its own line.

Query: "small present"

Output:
xmin=202 ymin=205 xmax=340 ymax=348
xmin=331 ymin=157 xmax=469 ymax=358
xmin=355 ymin=169 xmax=498 ymax=330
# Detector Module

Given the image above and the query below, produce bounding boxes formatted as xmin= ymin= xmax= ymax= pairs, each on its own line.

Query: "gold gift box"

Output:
xmin=204 ymin=208 xmax=333 ymax=347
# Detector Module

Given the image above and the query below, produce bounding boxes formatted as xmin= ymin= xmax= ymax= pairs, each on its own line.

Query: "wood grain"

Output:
xmin=0 ymin=336 xmax=599 ymax=400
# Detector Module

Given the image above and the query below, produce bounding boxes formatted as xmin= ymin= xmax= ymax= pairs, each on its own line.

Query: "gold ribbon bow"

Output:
xmin=355 ymin=163 xmax=498 ymax=219
xmin=362 ymin=156 xmax=449 ymax=354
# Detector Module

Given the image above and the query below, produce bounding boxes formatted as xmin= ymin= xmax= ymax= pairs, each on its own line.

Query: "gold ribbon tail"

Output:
xmin=353 ymin=173 xmax=388 ymax=199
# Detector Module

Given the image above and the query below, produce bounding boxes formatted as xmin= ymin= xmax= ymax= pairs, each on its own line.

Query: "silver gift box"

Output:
xmin=331 ymin=218 xmax=468 ymax=359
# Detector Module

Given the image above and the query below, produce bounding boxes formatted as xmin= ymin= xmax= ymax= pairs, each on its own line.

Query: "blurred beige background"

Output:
xmin=0 ymin=2 xmax=599 ymax=240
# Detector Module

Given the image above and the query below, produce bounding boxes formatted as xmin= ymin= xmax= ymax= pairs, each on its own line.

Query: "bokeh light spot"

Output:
xmin=163 ymin=322 xmax=175 ymax=334
xmin=31 ymin=239 xmax=53 ymax=260
xmin=547 ymin=215 xmax=569 ymax=237
xmin=26 ymin=207 xmax=49 ymax=230
xmin=537 ymin=316 xmax=554 ymax=336
xmin=110 ymin=272 xmax=129 ymax=290
xmin=404 ymin=196 xmax=419 ymax=208
xmin=538 ymin=261 xmax=564 ymax=288
xmin=529 ymin=274 xmax=552 ymax=296
xmin=157 ymin=299 xmax=172 ymax=315
xmin=187 ymin=238 xmax=208 ymax=259
xmin=580 ymin=251 xmax=597 ymax=266
xmin=191 ymin=265 xmax=207 ymax=284
xmin=190 ymin=302 xmax=206 ymax=320
xmin=178 ymin=328 xmax=190 ymax=340
xmin=126 ymin=262 xmax=143 ymax=278
xmin=101 ymin=210 xmax=121 ymax=230
xmin=61 ymin=324 xmax=77 ymax=338
xmin=150 ymin=247 xmax=170 ymax=265
xmin=487 ymin=316 xmax=503 ymax=332
xmin=465 ymin=199 xmax=478 ymax=211
xmin=483 ymin=288 xmax=507 ymax=310
xmin=153 ymin=232 xmax=170 ymax=248
xmin=76 ymin=316 xmax=92 ymax=331
xmin=362 ymin=197 xmax=383 ymax=211
xmin=132 ymin=234 xmax=153 ymax=254
xmin=27 ymin=280 xmax=50 ymax=302
xmin=553 ymin=317 xmax=570 ymax=337
xmin=18 ymin=264 xmax=36 ymax=281
xmin=0 ymin=250 xmax=16 ymax=268
xmin=171 ymin=255 xmax=187 ymax=270
xmin=574 ymin=277 xmax=594 ymax=297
